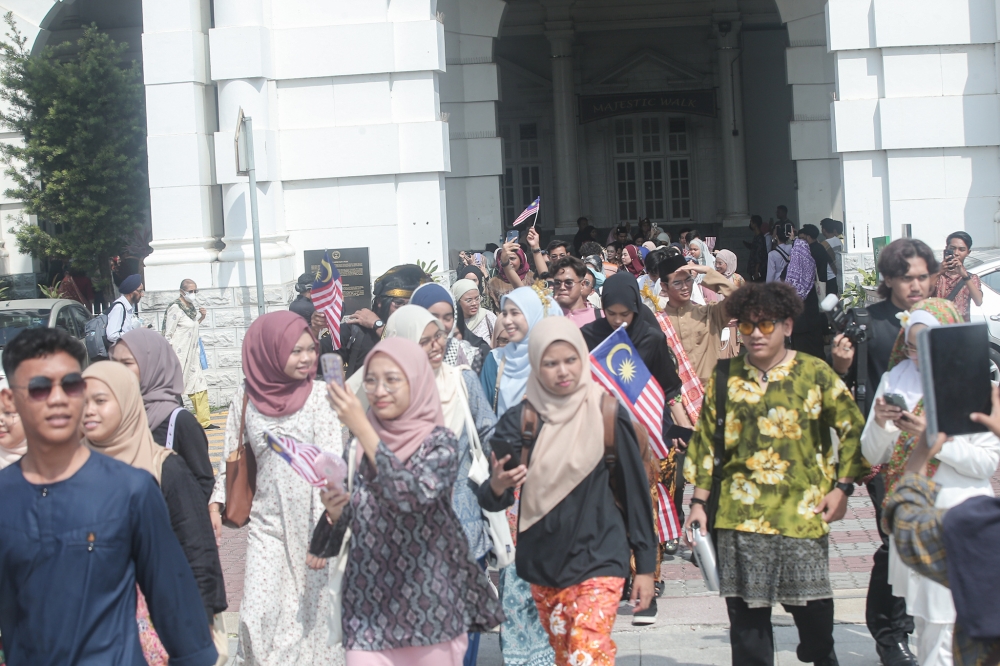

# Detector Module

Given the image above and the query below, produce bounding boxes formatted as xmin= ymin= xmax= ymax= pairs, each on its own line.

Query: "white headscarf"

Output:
xmin=383 ymin=304 xmax=467 ymax=438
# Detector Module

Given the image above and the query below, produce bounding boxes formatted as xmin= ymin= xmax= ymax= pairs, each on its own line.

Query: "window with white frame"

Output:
xmin=613 ymin=116 xmax=693 ymax=223
xmin=499 ymin=122 xmax=543 ymax=225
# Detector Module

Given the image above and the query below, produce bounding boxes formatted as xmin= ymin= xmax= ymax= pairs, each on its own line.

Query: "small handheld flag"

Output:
xmin=512 ymin=196 xmax=540 ymax=228
xmin=589 ymin=324 xmax=669 ymax=459
xmin=264 ymin=430 xmax=327 ymax=488
xmin=656 ymin=482 xmax=681 ymax=543
xmin=312 ymin=250 xmax=344 ymax=350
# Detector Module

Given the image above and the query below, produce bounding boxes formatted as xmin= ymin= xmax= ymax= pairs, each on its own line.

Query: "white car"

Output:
xmin=964 ymin=249 xmax=1000 ymax=384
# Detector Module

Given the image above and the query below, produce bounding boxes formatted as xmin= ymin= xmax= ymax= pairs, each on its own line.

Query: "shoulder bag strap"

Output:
xmin=165 ymin=407 xmax=185 ymax=450
xmin=946 ymin=277 xmax=968 ymax=301
xmin=600 ymin=393 xmax=617 ymax=465
xmin=237 ymin=392 xmax=250 ymax=459
xmin=492 ymin=356 xmax=506 ymax=413
xmin=711 ymin=359 xmax=730 ymax=484
xmin=519 ymin=401 xmax=540 ymax=467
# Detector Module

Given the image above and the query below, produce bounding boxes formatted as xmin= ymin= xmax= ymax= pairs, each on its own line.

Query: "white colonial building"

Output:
xmin=1 ymin=0 xmax=998 ymax=403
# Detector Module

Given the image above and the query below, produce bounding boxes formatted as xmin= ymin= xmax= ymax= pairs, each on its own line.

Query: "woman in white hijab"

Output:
xmin=452 ymin=278 xmax=497 ymax=346
xmin=381 ymin=305 xmax=498 ymax=665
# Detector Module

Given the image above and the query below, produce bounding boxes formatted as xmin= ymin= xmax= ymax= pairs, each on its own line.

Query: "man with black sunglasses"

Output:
xmin=0 ymin=328 xmax=217 ymax=666
xmin=683 ymin=282 xmax=866 ymax=666
xmin=550 ymin=256 xmax=598 ymax=326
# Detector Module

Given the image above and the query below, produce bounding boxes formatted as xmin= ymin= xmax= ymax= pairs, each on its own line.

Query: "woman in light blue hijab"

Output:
xmin=479 ymin=286 xmax=561 ymax=416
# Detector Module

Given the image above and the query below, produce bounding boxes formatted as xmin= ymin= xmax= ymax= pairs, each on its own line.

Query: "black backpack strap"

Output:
xmin=705 ymin=358 xmax=731 ymax=539
xmin=711 ymin=359 xmax=730 ymax=485
xmin=946 ymin=277 xmax=968 ymax=301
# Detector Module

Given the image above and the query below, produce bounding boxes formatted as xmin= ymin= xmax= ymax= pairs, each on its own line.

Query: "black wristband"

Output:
xmin=689 ymin=497 xmax=707 ymax=508
xmin=531 ymin=248 xmax=542 ymax=254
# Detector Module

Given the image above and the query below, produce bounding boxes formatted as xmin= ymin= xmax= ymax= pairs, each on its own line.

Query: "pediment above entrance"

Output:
xmin=589 ymin=48 xmax=707 ymax=92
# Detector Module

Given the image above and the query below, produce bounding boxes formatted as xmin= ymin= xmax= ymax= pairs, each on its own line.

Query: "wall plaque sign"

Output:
xmin=304 ymin=247 xmax=371 ymax=316
xmin=578 ymin=89 xmax=717 ymax=123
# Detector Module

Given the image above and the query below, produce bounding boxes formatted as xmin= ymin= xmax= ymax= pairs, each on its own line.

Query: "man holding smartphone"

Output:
xmin=830 ymin=238 xmax=939 ymax=666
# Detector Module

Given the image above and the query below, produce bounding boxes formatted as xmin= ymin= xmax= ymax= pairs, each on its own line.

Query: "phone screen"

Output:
xmin=320 ymin=353 xmax=344 ymax=387
xmin=920 ymin=323 xmax=990 ymax=437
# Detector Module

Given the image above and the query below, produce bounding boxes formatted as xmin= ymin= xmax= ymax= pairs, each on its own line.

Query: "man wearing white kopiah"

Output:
xmin=163 ymin=279 xmax=212 ymax=429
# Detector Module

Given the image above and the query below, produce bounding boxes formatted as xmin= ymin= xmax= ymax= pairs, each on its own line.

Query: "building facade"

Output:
xmin=1 ymin=0 xmax=997 ymax=404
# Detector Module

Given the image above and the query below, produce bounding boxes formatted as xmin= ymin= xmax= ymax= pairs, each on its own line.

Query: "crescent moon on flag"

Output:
xmin=605 ymin=343 xmax=632 ymax=375
xmin=318 ymin=258 xmax=332 ymax=282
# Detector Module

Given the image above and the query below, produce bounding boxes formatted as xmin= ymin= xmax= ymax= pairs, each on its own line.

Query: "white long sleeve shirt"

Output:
xmin=765 ymin=243 xmax=793 ymax=283
xmin=105 ymin=295 xmax=139 ymax=343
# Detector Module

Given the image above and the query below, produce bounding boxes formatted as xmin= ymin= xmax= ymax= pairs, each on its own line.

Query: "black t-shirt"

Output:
xmin=847 ymin=298 xmax=903 ymax=413
xmin=477 ymin=401 xmax=657 ymax=588
xmin=151 ymin=409 xmax=215 ymax=503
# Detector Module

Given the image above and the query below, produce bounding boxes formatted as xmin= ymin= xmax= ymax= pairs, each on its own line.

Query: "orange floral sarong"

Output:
xmin=530 ymin=576 xmax=625 ymax=666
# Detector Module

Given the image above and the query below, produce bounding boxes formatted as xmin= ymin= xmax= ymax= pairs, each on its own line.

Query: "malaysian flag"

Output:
xmin=656 ymin=482 xmax=681 ymax=542
xmin=264 ymin=430 xmax=326 ymax=487
xmin=589 ymin=324 xmax=669 ymax=459
xmin=312 ymin=250 xmax=344 ymax=349
xmin=512 ymin=196 xmax=540 ymax=227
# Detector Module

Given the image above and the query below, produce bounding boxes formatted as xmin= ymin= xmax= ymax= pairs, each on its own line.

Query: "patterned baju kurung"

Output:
xmin=337 ymin=427 xmax=504 ymax=656
xmin=686 ymin=353 xmax=866 ymax=606
xmin=211 ymin=382 xmax=344 ymax=666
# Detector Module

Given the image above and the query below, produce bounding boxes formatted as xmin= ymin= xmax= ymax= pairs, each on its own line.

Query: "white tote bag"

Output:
xmin=460 ymin=380 xmax=517 ymax=570
xmin=327 ymin=439 xmax=356 ymax=646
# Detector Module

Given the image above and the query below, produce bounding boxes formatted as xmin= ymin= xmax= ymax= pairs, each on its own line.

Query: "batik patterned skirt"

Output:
xmin=717 ymin=529 xmax=832 ymax=608
xmin=530 ymin=577 xmax=625 ymax=666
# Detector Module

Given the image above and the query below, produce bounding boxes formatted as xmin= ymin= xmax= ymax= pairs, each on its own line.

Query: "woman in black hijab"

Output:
xmin=581 ymin=272 xmax=683 ymax=406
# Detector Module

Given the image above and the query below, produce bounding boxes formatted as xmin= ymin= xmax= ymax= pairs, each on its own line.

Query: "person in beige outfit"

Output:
xmin=657 ymin=255 xmax=736 ymax=384
xmin=163 ymin=279 xmax=211 ymax=428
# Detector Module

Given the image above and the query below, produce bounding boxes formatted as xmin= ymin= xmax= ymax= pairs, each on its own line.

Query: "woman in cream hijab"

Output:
xmin=380 ymin=304 xmax=498 ymax=665
xmin=82 ymin=362 xmax=227 ymax=663
xmin=478 ymin=317 xmax=657 ymax=665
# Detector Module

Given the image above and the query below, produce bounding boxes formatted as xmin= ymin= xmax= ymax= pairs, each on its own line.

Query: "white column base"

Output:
xmin=722 ymin=214 xmax=752 ymax=228
xmin=144 ymin=237 xmax=221 ymax=291
xmin=215 ymin=235 xmax=296 ymax=288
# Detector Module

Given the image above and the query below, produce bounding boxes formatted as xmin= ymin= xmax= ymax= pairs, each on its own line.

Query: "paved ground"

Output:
xmin=205 ymin=410 xmax=999 ymax=664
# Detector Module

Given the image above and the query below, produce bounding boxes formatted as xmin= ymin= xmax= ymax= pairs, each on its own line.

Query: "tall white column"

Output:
xmin=210 ymin=1 xmax=295 ymax=289
xmin=545 ymin=25 xmax=581 ymax=230
xmin=141 ymin=0 xmax=221 ymax=290
xmin=715 ymin=17 xmax=750 ymax=227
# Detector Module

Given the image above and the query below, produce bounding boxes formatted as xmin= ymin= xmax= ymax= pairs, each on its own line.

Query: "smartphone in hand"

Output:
xmin=490 ymin=437 xmax=521 ymax=471
xmin=883 ymin=392 xmax=908 ymax=410
xmin=505 ymin=230 xmax=519 ymax=244
xmin=321 ymin=353 xmax=344 ymax=387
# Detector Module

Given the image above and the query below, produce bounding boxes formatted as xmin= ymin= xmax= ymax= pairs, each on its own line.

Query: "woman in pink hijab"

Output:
xmin=210 ymin=311 xmax=345 ymax=666
xmin=321 ymin=338 xmax=504 ymax=666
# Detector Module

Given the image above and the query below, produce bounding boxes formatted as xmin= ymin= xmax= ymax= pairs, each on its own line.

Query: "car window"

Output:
xmin=981 ymin=270 xmax=1000 ymax=294
xmin=69 ymin=306 xmax=90 ymax=335
xmin=55 ymin=308 xmax=78 ymax=336
xmin=0 ymin=309 xmax=52 ymax=348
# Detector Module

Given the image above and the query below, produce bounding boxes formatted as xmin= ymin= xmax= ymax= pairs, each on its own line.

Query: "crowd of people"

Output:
xmin=0 ymin=211 xmax=998 ymax=666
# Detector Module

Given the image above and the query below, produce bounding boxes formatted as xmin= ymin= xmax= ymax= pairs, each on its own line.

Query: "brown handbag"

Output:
xmin=222 ymin=392 xmax=257 ymax=528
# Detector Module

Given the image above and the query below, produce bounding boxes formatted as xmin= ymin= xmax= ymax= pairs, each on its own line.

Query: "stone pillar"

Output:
xmin=545 ymin=24 xmax=581 ymax=230
xmin=715 ymin=16 xmax=750 ymax=227
xmin=141 ymin=0 xmax=222 ymax=290
xmin=210 ymin=0 xmax=295 ymax=289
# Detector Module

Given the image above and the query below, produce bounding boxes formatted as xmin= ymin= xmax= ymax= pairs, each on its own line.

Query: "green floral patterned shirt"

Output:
xmin=686 ymin=353 xmax=866 ymax=539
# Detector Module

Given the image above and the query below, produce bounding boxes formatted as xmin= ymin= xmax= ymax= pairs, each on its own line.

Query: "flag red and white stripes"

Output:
xmin=264 ymin=431 xmax=327 ymax=488
xmin=591 ymin=360 xmax=670 ymax=460
xmin=512 ymin=196 xmax=540 ymax=227
xmin=656 ymin=482 xmax=681 ymax=542
xmin=312 ymin=250 xmax=343 ymax=349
